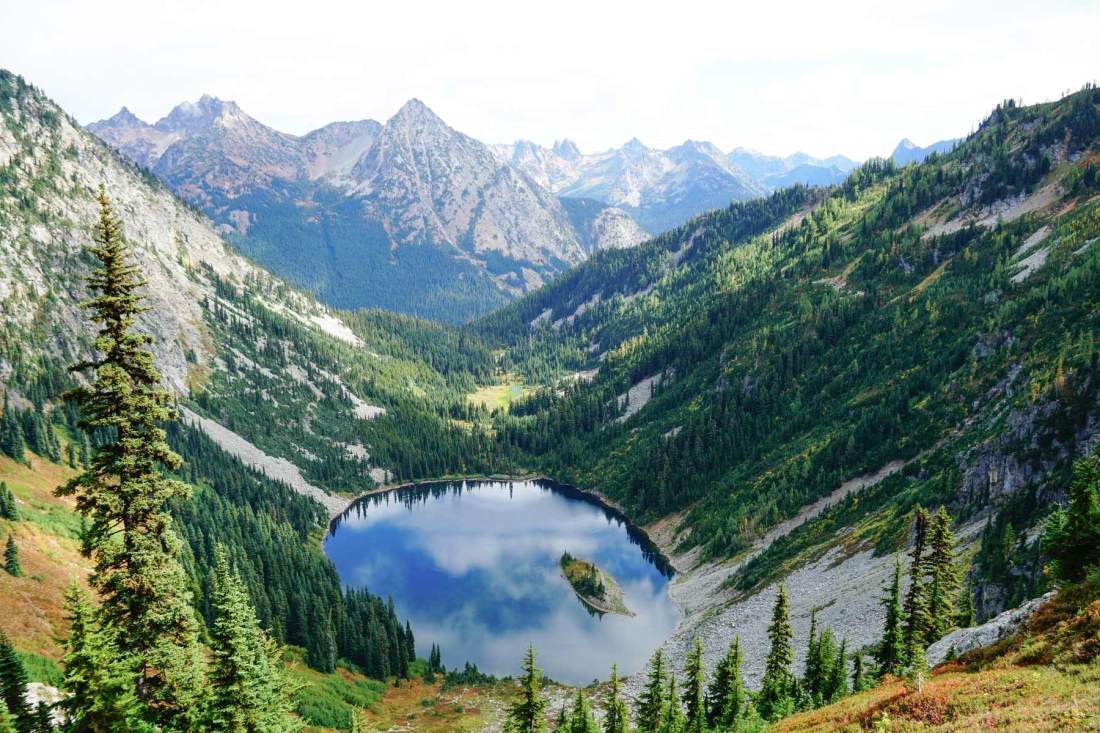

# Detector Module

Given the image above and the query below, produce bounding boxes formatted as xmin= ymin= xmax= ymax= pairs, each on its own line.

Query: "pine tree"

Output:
xmin=681 ymin=638 xmax=706 ymax=733
xmin=0 ymin=630 xmax=31 ymax=733
xmin=58 ymin=189 xmax=205 ymax=728
xmin=602 ymin=665 xmax=629 ymax=733
xmin=658 ymin=675 xmax=684 ymax=733
xmin=824 ymin=638 xmax=848 ymax=704
xmin=636 ymin=650 xmax=666 ymax=733
xmin=3 ymin=535 xmax=20 ymax=578
xmin=757 ymin=583 xmax=795 ymax=721
xmin=555 ymin=705 xmax=568 ymax=731
xmin=877 ymin=557 xmax=906 ymax=677
xmin=0 ymin=482 xmax=16 ymax=521
xmin=0 ymin=399 xmax=25 ymax=463
xmin=30 ymin=703 xmax=50 ymax=733
xmin=207 ymin=546 xmax=298 ymax=732
xmin=802 ymin=609 xmax=822 ymax=704
xmin=568 ymin=690 xmax=598 ymax=733
xmin=58 ymin=585 xmax=147 ymax=733
xmin=504 ymin=646 xmax=547 ymax=733
xmin=812 ymin=628 xmax=837 ymax=707
xmin=903 ymin=507 xmax=931 ymax=661
xmin=956 ymin=580 xmax=975 ymax=628
xmin=1041 ymin=453 xmax=1100 ymax=584
xmin=926 ymin=506 xmax=960 ymax=643
xmin=705 ymin=637 xmax=745 ymax=729
xmin=851 ymin=652 xmax=869 ymax=693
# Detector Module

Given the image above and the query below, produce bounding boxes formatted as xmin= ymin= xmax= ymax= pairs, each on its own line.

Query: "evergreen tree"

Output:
xmin=907 ymin=638 xmax=929 ymax=693
xmin=636 ymin=650 xmax=666 ymax=733
xmin=903 ymin=508 xmax=931 ymax=661
xmin=349 ymin=709 xmax=367 ymax=733
xmin=30 ymin=703 xmax=50 ymax=733
xmin=1041 ymin=453 xmax=1100 ymax=584
xmin=568 ymin=690 xmax=597 ymax=733
xmin=956 ymin=580 xmax=975 ymax=628
xmin=801 ymin=609 xmax=822 ymax=704
xmin=504 ymin=646 xmax=547 ymax=733
xmin=58 ymin=189 xmax=204 ymax=728
xmin=0 ymin=399 xmax=25 ymax=463
xmin=705 ymin=637 xmax=745 ymax=729
xmin=680 ymin=638 xmax=706 ymax=733
xmin=657 ymin=675 xmax=684 ymax=733
xmin=3 ymin=535 xmax=20 ymax=578
xmin=555 ymin=706 xmax=568 ymax=732
xmin=926 ymin=506 xmax=960 ymax=643
xmin=602 ymin=665 xmax=629 ymax=733
xmin=207 ymin=546 xmax=298 ymax=733
xmin=0 ymin=701 xmax=13 ymax=733
xmin=851 ymin=652 xmax=869 ymax=693
xmin=812 ymin=628 xmax=837 ymax=707
xmin=58 ymin=586 xmax=147 ymax=733
xmin=877 ymin=557 xmax=906 ymax=677
xmin=824 ymin=638 xmax=848 ymax=703
xmin=0 ymin=630 xmax=31 ymax=733
xmin=0 ymin=483 xmax=16 ymax=521
xmin=757 ymin=583 xmax=795 ymax=721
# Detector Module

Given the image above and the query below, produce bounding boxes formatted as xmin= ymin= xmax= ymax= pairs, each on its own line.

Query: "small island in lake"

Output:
xmin=559 ymin=552 xmax=634 ymax=617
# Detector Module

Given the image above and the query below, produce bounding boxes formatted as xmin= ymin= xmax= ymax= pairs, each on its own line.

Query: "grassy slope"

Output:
xmin=773 ymin=582 xmax=1100 ymax=732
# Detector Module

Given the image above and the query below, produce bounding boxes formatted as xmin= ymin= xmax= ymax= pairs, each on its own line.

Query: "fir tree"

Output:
xmin=705 ymin=637 xmax=745 ymax=729
xmin=58 ymin=189 xmax=205 ymax=728
xmin=956 ymin=580 xmax=975 ymax=628
xmin=903 ymin=507 xmax=931 ymax=660
xmin=877 ymin=557 xmax=906 ymax=677
xmin=58 ymin=585 xmax=147 ymax=733
xmin=812 ymin=628 xmax=837 ymax=707
xmin=851 ymin=652 xmax=869 ymax=693
xmin=0 ymin=399 xmax=25 ymax=463
xmin=1041 ymin=453 xmax=1100 ymax=584
xmin=207 ymin=546 xmax=298 ymax=732
xmin=504 ymin=646 xmax=547 ymax=733
xmin=926 ymin=506 xmax=960 ymax=643
xmin=658 ymin=675 xmax=684 ymax=733
xmin=681 ymin=638 xmax=706 ymax=733
xmin=0 ymin=701 xmax=13 ymax=733
xmin=757 ymin=583 xmax=795 ymax=721
xmin=801 ymin=609 xmax=822 ymax=704
xmin=824 ymin=638 xmax=848 ymax=704
xmin=602 ymin=665 xmax=629 ymax=733
xmin=555 ymin=706 xmax=568 ymax=731
xmin=0 ymin=630 xmax=31 ymax=733
xmin=568 ymin=690 xmax=598 ymax=733
xmin=3 ymin=535 xmax=20 ymax=578
xmin=0 ymin=482 xmax=16 ymax=521
xmin=636 ymin=650 xmax=666 ymax=733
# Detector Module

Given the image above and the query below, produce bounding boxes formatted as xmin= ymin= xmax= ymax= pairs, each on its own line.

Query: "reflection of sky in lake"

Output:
xmin=324 ymin=480 xmax=680 ymax=683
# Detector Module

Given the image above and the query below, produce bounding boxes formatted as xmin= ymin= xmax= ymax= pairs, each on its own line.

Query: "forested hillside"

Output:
xmin=478 ymin=85 xmax=1100 ymax=621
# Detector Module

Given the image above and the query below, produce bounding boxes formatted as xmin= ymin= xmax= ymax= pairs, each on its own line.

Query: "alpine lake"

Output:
xmin=324 ymin=479 xmax=680 ymax=683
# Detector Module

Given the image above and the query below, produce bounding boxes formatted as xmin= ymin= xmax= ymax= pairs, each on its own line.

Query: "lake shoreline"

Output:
xmin=326 ymin=474 xmax=678 ymax=576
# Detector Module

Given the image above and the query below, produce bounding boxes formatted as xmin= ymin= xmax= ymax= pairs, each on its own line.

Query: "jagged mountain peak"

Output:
xmin=552 ymin=138 xmax=581 ymax=160
xmin=99 ymin=106 xmax=145 ymax=128
xmin=388 ymin=97 xmax=446 ymax=129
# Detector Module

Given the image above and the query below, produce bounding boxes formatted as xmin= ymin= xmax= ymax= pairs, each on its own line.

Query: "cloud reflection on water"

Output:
xmin=325 ymin=480 xmax=679 ymax=682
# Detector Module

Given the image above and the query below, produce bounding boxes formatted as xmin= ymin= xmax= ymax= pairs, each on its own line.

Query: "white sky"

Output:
xmin=2 ymin=0 xmax=1097 ymax=160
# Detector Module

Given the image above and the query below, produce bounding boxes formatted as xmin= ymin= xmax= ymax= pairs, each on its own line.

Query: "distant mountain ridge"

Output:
xmin=89 ymin=97 xmax=647 ymax=322
xmin=496 ymin=138 xmax=862 ymax=233
xmin=890 ymin=136 xmax=960 ymax=165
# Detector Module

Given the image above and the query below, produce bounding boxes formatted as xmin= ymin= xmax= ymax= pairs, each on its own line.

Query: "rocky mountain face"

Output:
xmin=497 ymin=137 xmax=767 ymax=234
xmin=0 ymin=69 xmax=441 ymax=505
xmin=89 ymin=97 xmax=645 ymax=322
xmin=497 ymin=138 xmax=864 ymax=235
xmin=891 ymin=136 xmax=959 ymax=166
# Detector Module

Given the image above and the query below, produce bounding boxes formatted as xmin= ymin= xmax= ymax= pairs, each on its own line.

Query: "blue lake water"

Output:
xmin=324 ymin=479 xmax=680 ymax=683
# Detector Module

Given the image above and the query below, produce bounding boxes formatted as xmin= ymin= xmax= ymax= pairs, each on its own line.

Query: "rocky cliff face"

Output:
xmin=1 ymin=70 xmax=386 ymax=502
xmin=89 ymin=96 xmax=646 ymax=321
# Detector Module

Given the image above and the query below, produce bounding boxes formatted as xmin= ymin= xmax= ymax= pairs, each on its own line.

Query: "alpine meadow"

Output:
xmin=1 ymin=2 xmax=1099 ymax=731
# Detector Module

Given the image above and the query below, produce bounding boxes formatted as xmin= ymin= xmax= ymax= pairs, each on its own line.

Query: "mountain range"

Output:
xmin=89 ymin=96 xmax=648 ymax=322
xmin=89 ymin=96 xmax=936 ymax=323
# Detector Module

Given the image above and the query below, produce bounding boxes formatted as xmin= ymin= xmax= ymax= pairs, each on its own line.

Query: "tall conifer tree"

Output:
xmin=926 ymin=506 xmax=960 ymax=643
xmin=3 ymin=535 xmax=19 ymax=578
xmin=903 ymin=507 xmax=931 ymax=659
xmin=877 ymin=557 xmax=906 ymax=676
xmin=602 ymin=665 xmax=629 ymax=733
xmin=758 ymin=584 xmax=795 ymax=721
xmin=0 ymin=631 xmax=31 ymax=733
xmin=636 ymin=650 xmax=667 ymax=733
xmin=681 ymin=638 xmax=706 ymax=733
xmin=504 ymin=646 xmax=547 ymax=733
xmin=58 ymin=189 xmax=204 ymax=728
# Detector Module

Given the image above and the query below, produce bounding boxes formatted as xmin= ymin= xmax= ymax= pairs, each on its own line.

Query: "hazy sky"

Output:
xmin=3 ymin=0 xmax=1097 ymax=159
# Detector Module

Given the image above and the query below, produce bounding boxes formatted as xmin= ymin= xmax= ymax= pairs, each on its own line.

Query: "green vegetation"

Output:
xmin=560 ymin=552 xmax=606 ymax=600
